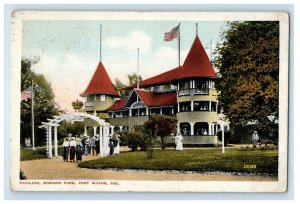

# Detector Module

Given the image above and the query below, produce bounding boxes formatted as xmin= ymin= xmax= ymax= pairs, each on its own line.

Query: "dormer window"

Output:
xmin=100 ymin=95 xmax=106 ymax=102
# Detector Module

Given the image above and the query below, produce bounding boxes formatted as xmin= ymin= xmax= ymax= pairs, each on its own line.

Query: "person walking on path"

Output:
xmin=75 ymin=138 xmax=84 ymax=163
xmin=69 ymin=137 xmax=77 ymax=162
xmin=62 ymin=138 xmax=70 ymax=162
xmin=84 ymin=136 xmax=91 ymax=155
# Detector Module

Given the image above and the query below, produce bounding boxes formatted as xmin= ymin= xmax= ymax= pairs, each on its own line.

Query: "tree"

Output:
xmin=21 ymin=58 xmax=60 ymax=146
xmin=214 ymin=21 xmax=279 ymax=143
xmin=71 ymin=99 xmax=84 ymax=112
xmin=144 ymin=114 xmax=177 ymax=149
xmin=114 ymin=78 xmax=129 ymax=98
xmin=128 ymin=73 xmax=142 ymax=86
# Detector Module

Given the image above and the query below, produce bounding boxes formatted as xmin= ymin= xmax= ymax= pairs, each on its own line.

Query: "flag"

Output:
xmin=21 ymin=86 xmax=32 ymax=101
xmin=164 ymin=24 xmax=180 ymax=41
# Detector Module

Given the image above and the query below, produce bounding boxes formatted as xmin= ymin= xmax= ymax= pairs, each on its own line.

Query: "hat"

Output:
xmin=71 ymin=137 xmax=75 ymax=140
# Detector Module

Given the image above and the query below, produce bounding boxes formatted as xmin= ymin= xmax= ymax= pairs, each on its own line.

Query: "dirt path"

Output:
xmin=20 ymin=155 xmax=277 ymax=181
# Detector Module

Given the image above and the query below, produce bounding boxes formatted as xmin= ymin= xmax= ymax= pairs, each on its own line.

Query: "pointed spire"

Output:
xmin=182 ymin=36 xmax=216 ymax=77
xmin=82 ymin=62 xmax=119 ymax=97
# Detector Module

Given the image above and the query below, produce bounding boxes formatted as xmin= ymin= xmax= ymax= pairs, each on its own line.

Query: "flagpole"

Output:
xmin=196 ymin=23 xmax=198 ymax=36
xmin=178 ymin=23 xmax=181 ymax=67
xmin=100 ymin=24 xmax=102 ymax=61
xmin=137 ymin=48 xmax=140 ymax=90
xmin=31 ymin=79 xmax=35 ymax=150
xmin=210 ymin=38 xmax=213 ymax=62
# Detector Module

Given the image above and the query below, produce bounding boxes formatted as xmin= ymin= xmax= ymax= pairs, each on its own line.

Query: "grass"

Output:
xmin=20 ymin=147 xmax=62 ymax=161
xmin=79 ymin=148 xmax=278 ymax=175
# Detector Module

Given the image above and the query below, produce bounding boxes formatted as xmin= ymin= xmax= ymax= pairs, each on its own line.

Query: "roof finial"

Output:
xmin=196 ymin=23 xmax=198 ymax=36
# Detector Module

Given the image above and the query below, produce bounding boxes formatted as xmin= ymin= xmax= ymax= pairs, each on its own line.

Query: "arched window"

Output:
xmin=180 ymin=123 xmax=191 ymax=136
xmin=194 ymin=122 xmax=209 ymax=136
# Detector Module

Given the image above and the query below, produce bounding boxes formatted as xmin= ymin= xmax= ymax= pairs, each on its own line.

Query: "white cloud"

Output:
xmin=103 ymin=30 xmax=152 ymax=53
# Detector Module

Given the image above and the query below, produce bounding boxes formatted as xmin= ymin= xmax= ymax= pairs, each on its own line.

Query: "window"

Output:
xmin=211 ymin=102 xmax=217 ymax=112
xmin=100 ymin=95 xmax=106 ymax=102
xmin=195 ymin=80 xmax=207 ymax=89
xmin=194 ymin=101 xmax=209 ymax=111
xmin=180 ymin=102 xmax=191 ymax=112
xmin=179 ymin=81 xmax=190 ymax=90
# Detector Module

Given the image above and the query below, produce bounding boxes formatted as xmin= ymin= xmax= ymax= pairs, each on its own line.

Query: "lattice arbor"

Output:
xmin=39 ymin=113 xmax=114 ymax=158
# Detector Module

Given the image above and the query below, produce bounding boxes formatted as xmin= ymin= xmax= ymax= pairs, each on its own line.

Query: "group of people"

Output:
xmin=61 ymin=134 xmax=100 ymax=162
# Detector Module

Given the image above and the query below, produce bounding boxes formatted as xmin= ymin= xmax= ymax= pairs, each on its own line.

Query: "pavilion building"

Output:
xmin=81 ymin=36 xmax=229 ymax=145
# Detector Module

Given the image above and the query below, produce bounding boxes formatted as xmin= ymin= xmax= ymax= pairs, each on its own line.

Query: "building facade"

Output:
xmin=81 ymin=36 xmax=229 ymax=145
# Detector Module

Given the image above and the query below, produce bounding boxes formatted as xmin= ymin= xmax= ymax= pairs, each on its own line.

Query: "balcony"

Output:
xmin=178 ymin=88 xmax=209 ymax=96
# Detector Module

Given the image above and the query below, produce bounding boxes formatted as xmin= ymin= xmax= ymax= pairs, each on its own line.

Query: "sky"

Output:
xmin=22 ymin=20 xmax=227 ymax=113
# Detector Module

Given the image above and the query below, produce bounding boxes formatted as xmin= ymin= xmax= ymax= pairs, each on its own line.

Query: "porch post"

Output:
xmin=54 ymin=126 xmax=58 ymax=157
xmin=84 ymin=126 xmax=87 ymax=135
xmin=48 ymin=126 xmax=53 ymax=158
xmin=99 ymin=125 xmax=103 ymax=157
xmin=190 ymin=122 xmax=194 ymax=136
xmin=93 ymin=126 xmax=97 ymax=136
xmin=208 ymin=123 xmax=212 ymax=135
xmin=191 ymin=101 xmax=194 ymax=111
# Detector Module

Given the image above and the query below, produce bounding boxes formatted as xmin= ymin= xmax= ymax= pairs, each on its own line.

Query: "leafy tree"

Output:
xmin=128 ymin=73 xmax=142 ymax=86
xmin=144 ymin=114 xmax=177 ymax=149
xmin=114 ymin=78 xmax=129 ymax=98
xmin=21 ymin=58 xmax=60 ymax=146
xmin=57 ymin=121 xmax=84 ymax=144
xmin=214 ymin=21 xmax=279 ymax=143
xmin=71 ymin=99 xmax=84 ymax=112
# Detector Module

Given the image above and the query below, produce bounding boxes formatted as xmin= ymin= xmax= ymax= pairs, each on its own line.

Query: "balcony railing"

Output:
xmin=178 ymin=88 xmax=209 ymax=96
xmin=85 ymin=101 xmax=103 ymax=107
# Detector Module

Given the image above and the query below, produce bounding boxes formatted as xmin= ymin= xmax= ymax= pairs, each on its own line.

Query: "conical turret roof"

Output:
xmin=82 ymin=61 xmax=119 ymax=97
xmin=124 ymin=36 xmax=217 ymax=89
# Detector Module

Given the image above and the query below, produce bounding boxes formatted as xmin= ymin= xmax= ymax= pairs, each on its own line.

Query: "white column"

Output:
xmin=171 ymin=107 xmax=174 ymax=114
xmin=111 ymin=126 xmax=114 ymax=136
xmin=177 ymin=82 xmax=180 ymax=90
xmin=209 ymin=101 xmax=211 ymax=111
xmin=48 ymin=126 xmax=53 ymax=158
xmin=93 ymin=126 xmax=97 ymax=135
xmin=129 ymin=109 xmax=132 ymax=116
xmin=84 ymin=126 xmax=87 ymax=135
xmin=146 ymin=107 xmax=149 ymax=115
xmin=177 ymin=123 xmax=180 ymax=134
xmin=190 ymin=122 xmax=194 ymax=136
xmin=190 ymin=80 xmax=193 ymax=89
xmin=191 ymin=101 xmax=194 ymax=111
xmin=99 ymin=126 xmax=103 ymax=157
xmin=208 ymin=123 xmax=212 ymax=135
xmin=177 ymin=103 xmax=180 ymax=113
xmin=54 ymin=126 xmax=58 ymax=157
xmin=160 ymin=108 xmax=163 ymax=115
xmin=119 ymin=126 xmax=123 ymax=132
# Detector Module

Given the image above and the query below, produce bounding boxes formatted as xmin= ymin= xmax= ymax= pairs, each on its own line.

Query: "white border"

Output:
xmin=10 ymin=11 xmax=289 ymax=192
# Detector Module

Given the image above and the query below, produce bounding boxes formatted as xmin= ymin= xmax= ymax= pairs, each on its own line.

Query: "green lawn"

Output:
xmin=79 ymin=148 xmax=278 ymax=175
xmin=20 ymin=147 xmax=62 ymax=161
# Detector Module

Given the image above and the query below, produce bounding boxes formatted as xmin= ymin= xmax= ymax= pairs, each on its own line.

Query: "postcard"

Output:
xmin=10 ymin=11 xmax=289 ymax=192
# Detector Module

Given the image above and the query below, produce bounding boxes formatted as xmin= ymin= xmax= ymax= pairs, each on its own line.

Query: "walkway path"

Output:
xmin=21 ymin=155 xmax=277 ymax=181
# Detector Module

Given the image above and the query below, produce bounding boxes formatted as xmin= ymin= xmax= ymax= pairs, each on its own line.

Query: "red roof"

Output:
xmin=136 ymin=90 xmax=177 ymax=107
xmin=82 ymin=62 xmax=119 ymax=97
xmin=106 ymin=99 xmax=127 ymax=111
xmin=125 ymin=36 xmax=217 ymax=89
xmin=106 ymin=90 xmax=177 ymax=111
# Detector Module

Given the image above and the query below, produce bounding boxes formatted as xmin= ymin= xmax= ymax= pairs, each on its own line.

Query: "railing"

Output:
xmin=178 ymin=89 xmax=191 ymax=96
xmin=85 ymin=101 xmax=103 ymax=107
xmin=194 ymin=88 xmax=209 ymax=95
xmin=178 ymin=88 xmax=209 ymax=96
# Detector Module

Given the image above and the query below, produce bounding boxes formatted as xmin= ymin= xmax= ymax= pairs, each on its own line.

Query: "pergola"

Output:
xmin=39 ymin=112 xmax=114 ymax=158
